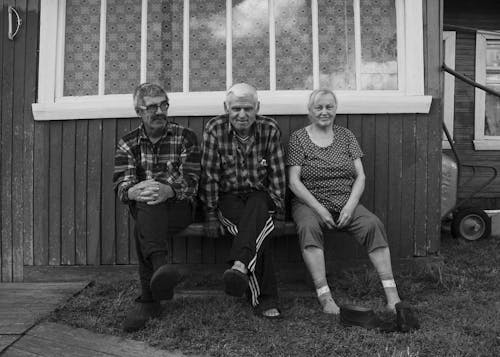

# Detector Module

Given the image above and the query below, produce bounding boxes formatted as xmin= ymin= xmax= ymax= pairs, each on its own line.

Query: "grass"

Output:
xmin=49 ymin=234 xmax=500 ymax=357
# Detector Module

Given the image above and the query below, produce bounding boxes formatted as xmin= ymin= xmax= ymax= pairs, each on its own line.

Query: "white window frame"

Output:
xmin=442 ymin=31 xmax=456 ymax=150
xmin=474 ymin=31 xmax=500 ymax=150
xmin=32 ymin=0 xmax=431 ymax=121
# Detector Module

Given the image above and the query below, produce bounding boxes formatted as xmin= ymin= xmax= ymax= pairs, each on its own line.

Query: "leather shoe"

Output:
xmin=122 ymin=297 xmax=162 ymax=332
xmin=340 ymin=304 xmax=382 ymax=329
xmin=223 ymin=268 xmax=249 ymax=297
xmin=150 ymin=265 xmax=182 ymax=301
xmin=396 ymin=302 xmax=420 ymax=332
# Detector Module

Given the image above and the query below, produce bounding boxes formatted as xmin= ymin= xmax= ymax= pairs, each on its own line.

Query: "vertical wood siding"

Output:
xmin=1 ymin=0 xmax=38 ymax=281
xmin=444 ymin=0 xmax=500 ymax=207
xmin=22 ymin=112 xmax=438 ymax=268
xmin=0 ymin=0 xmax=443 ymax=281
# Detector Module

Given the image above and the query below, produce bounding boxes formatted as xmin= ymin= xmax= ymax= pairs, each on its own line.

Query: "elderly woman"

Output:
xmin=287 ymin=89 xmax=401 ymax=315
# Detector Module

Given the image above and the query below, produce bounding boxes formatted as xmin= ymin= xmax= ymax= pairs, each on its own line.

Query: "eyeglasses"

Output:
xmin=137 ymin=101 xmax=169 ymax=114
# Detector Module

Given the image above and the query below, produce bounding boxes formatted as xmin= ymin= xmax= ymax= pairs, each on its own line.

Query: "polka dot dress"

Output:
xmin=287 ymin=125 xmax=364 ymax=212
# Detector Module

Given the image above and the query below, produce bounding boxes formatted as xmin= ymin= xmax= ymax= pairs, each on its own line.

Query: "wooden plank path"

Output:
xmin=3 ymin=322 xmax=189 ymax=357
xmin=0 ymin=282 xmax=194 ymax=356
xmin=0 ymin=282 xmax=88 ymax=353
xmin=0 ymin=282 xmax=88 ymax=335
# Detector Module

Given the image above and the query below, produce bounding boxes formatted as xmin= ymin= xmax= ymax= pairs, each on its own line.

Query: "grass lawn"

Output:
xmin=49 ymin=234 xmax=500 ymax=357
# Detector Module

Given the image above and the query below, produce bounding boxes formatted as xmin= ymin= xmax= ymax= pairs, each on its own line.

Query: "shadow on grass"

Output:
xmin=49 ymin=235 xmax=500 ymax=357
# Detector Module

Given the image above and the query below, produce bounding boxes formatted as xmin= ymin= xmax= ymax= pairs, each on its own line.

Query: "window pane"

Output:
xmin=318 ymin=0 xmax=355 ymax=90
xmin=485 ymin=90 xmax=500 ymax=136
xmin=486 ymin=42 xmax=500 ymax=68
xmin=64 ymin=0 xmax=100 ymax=96
xmin=360 ymin=0 xmax=397 ymax=90
xmin=147 ymin=0 xmax=183 ymax=92
xmin=275 ymin=0 xmax=313 ymax=90
xmin=485 ymin=42 xmax=500 ymax=136
xmin=105 ymin=0 xmax=141 ymax=94
xmin=232 ymin=0 xmax=269 ymax=90
xmin=189 ymin=0 xmax=226 ymax=92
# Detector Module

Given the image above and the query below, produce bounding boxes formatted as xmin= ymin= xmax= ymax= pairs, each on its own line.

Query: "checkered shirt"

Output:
xmin=200 ymin=114 xmax=286 ymax=219
xmin=113 ymin=122 xmax=201 ymax=203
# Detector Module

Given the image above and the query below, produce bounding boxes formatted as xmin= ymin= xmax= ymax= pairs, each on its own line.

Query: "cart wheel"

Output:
xmin=451 ymin=208 xmax=491 ymax=241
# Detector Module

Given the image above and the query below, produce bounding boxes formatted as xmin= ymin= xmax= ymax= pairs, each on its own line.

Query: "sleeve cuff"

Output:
xmin=119 ymin=184 xmax=132 ymax=203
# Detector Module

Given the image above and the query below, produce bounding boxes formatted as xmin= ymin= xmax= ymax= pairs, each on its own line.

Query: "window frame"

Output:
xmin=474 ymin=31 xmax=500 ymax=150
xmin=32 ymin=0 xmax=431 ymax=121
xmin=442 ymin=31 xmax=456 ymax=149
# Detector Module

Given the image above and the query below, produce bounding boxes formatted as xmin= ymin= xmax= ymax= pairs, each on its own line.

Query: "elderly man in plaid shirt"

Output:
xmin=200 ymin=83 xmax=286 ymax=319
xmin=114 ymin=83 xmax=201 ymax=332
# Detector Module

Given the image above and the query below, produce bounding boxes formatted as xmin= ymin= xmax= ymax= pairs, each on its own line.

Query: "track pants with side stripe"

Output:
xmin=218 ymin=191 xmax=278 ymax=307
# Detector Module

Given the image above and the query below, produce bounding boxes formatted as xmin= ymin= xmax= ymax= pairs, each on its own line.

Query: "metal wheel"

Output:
xmin=451 ymin=208 xmax=491 ymax=241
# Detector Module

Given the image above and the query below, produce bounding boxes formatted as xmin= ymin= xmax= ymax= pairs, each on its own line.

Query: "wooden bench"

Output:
xmin=175 ymin=221 xmax=297 ymax=238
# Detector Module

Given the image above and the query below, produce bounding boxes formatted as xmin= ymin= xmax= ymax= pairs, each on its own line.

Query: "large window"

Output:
xmin=474 ymin=32 xmax=500 ymax=150
xmin=33 ymin=0 xmax=430 ymax=120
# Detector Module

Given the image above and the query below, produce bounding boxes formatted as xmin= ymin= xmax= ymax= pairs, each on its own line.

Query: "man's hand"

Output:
xmin=205 ymin=217 xmax=223 ymax=238
xmin=337 ymin=202 xmax=356 ymax=229
xmin=128 ymin=180 xmax=174 ymax=204
xmin=146 ymin=182 xmax=175 ymax=205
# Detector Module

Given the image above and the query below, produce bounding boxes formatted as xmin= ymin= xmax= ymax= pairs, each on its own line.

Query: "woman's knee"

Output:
xmin=368 ymin=215 xmax=384 ymax=231
xmin=356 ymin=211 xmax=385 ymax=234
xmin=295 ymin=217 xmax=324 ymax=250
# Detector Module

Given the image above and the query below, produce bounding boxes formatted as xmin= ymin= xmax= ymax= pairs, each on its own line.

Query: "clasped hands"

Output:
xmin=128 ymin=179 xmax=175 ymax=205
xmin=317 ymin=202 xmax=355 ymax=229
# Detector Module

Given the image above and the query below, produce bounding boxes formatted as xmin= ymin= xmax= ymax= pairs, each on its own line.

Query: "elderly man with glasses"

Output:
xmin=113 ymin=83 xmax=201 ymax=332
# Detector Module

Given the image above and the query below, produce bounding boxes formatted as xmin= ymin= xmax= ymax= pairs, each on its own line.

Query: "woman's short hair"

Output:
xmin=307 ymin=88 xmax=337 ymax=110
xmin=133 ymin=83 xmax=168 ymax=109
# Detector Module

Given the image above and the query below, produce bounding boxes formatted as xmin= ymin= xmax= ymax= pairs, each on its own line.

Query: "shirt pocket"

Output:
xmin=256 ymin=156 xmax=269 ymax=183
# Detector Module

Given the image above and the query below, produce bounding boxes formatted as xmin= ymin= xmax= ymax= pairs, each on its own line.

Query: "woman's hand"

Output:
xmin=317 ymin=206 xmax=337 ymax=229
xmin=337 ymin=202 xmax=356 ymax=229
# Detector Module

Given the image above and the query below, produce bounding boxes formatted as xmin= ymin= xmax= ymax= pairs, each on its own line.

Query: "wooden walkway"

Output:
xmin=3 ymin=322 xmax=187 ymax=357
xmin=0 ymin=283 xmax=188 ymax=356
xmin=0 ymin=282 xmax=88 ymax=336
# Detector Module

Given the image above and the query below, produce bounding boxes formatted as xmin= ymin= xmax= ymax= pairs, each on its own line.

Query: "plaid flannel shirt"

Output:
xmin=200 ymin=114 xmax=286 ymax=220
xmin=113 ymin=123 xmax=201 ymax=203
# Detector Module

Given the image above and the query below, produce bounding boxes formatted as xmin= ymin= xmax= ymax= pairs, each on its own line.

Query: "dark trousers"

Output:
xmin=218 ymin=191 xmax=278 ymax=306
xmin=130 ymin=200 xmax=193 ymax=297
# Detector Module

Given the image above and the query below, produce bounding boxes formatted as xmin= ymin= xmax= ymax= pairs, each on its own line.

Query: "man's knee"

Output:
xmin=247 ymin=191 xmax=272 ymax=210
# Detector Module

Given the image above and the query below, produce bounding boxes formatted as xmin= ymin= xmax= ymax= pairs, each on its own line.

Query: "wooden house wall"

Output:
xmin=0 ymin=0 xmax=442 ymax=282
xmin=444 ymin=0 xmax=500 ymax=208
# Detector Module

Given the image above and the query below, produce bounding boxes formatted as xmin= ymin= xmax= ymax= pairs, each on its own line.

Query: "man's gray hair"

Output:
xmin=307 ymin=88 xmax=337 ymax=110
xmin=133 ymin=83 xmax=168 ymax=109
xmin=225 ymin=83 xmax=258 ymax=104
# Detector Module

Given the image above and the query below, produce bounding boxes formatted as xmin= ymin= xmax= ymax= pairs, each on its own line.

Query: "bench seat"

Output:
xmin=175 ymin=221 xmax=297 ymax=238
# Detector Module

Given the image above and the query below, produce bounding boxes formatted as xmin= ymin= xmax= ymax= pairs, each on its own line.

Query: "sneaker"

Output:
xmin=122 ymin=297 xmax=162 ymax=332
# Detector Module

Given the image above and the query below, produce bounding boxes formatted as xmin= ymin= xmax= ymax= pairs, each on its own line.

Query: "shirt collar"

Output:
xmin=137 ymin=123 xmax=173 ymax=144
xmin=227 ymin=114 xmax=258 ymax=138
